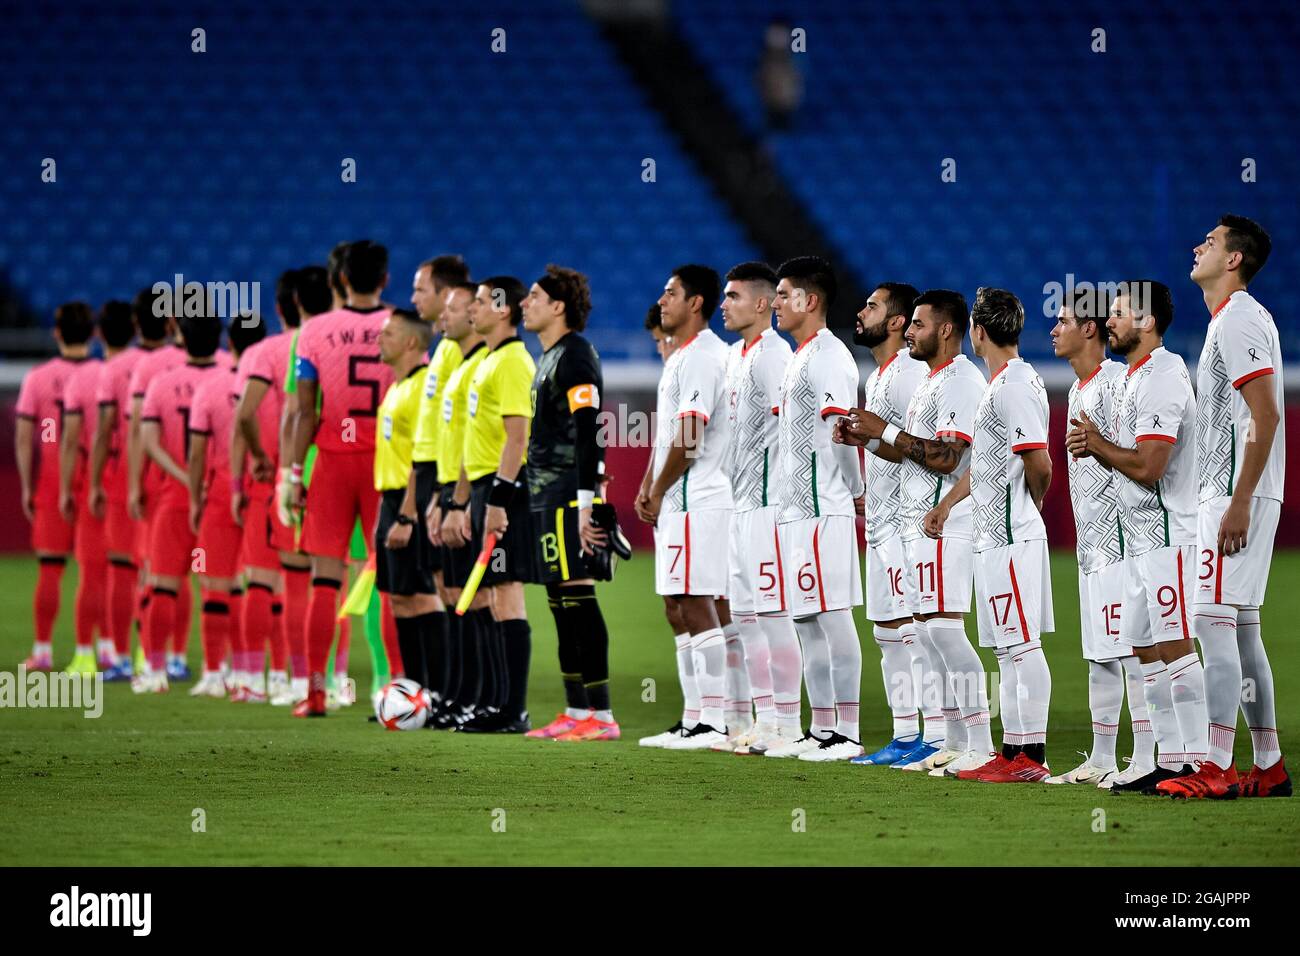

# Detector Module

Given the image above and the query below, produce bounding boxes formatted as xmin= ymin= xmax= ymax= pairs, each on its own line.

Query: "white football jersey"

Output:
xmin=971 ymin=358 xmax=1049 ymax=552
xmin=1196 ymin=290 xmax=1285 ymax=503
xmin=899 ymin=353 xmax=986 ymax=542
xmin=862 ymin=348 xmax=927 ymax=544
xmin=1112 ymin=346 xmax=1197 ymax=555
xmin=1067 ymin=360 xmax=1126 ymax=573
xmin=725 ymin=327 xmax=792 ymax=513
xmin=653 ymin=327 xmax=734 ymax=514
xmin=777 ymin=328 xmax=859 ymax=522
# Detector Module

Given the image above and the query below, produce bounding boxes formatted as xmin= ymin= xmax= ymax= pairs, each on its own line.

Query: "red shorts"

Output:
xmin=148 ymin=481 xmax=196 ymax=578
xmin=300 ymin=450 xmax=379 ymax=560
xmin=104 ymin=495 xmax=136 ymax=558
xmin=198 ymin=494 xmax=244 ymax=579
xmin=30 ymin=499 xmax=75 ymax=554
xmin=240 ymin=483 xmax=281 ymax=571
xmin=75 ymin=509 xmax=108 ymax=567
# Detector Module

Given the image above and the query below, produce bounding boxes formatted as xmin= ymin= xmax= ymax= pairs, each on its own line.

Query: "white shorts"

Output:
xmin=1195 ymin=496 xmax=1280 ymax=608
xmin=902 ymin=535 xmax=973 ymax=616
xmin=864 ymin=535 xmax=912 ymax=622
xmin=727 ymin=506 xmax=786 ymax=614
xmin=1078 ymin=561 xmax=1126 ymax=662
xmin=778 ymin=515 xmax=862 ymax=616
xmin=973 ymin=540 xmax=1055 ymax=648
xmin=1119 ymin=545 xmax=1196 ymax=648
xmin=654 ymin=509 xmax=731 ymax=597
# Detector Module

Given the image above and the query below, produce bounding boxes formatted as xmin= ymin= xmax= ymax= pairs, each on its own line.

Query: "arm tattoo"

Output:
xmin=895 ymin=432 xmax=967 ymax=474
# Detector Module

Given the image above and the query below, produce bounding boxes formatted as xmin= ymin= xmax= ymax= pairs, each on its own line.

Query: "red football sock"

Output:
xmin=306 ymin=578 xmax=342 ymax=676
xmin=145 ymin=587 xmax=177 ymax=671
xmin=229 ymin=589 xmax=247 ymax=673
xmin=381 ymin=593 xmax=403 ymax=677
xmin=242 ymin=584 xmax=274 ymax=674
xmin=336 ymin=614 xmax=351 ymax=673
xmin=269 ymin=596 xmax=287 ymax=671
xmin=107 ymin=562 xmax=136 ymax=656
xmin=172 ymin=578 xmax=192 ymax=656
xmin=200 ymin=589 xmax=231 ymax=673
xmin=283 ymin=566 xmax=309 ymax=678
xmin=75 ymin=557 xmax=107 ymax=651
xmin=34 ymin=558 xmax=65 ymax=647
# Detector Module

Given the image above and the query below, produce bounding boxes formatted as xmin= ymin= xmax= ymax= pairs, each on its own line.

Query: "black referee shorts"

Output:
xmin=530 ymin=496 xmax=596 ymax=584
xmin=469 ymin=474 xmax=535 ymax=586
xmin=413 ymin=461 xmax=441 ymax=575
xmin=438 ymin=484 xmax=475 ymax=590
xmin=374 ymin=489 xmax=435 ymax=596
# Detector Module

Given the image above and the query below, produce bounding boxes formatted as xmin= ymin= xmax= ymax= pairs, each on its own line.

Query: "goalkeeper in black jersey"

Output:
xmin=520 ymin=265 xmax=624 ymax=741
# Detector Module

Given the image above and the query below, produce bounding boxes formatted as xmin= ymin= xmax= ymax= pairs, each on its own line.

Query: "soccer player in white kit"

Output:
xmin=1067 ymin=281 xmax=1207 ymax=795
xmin=844 ymin=283 xmax=943 ymax=767
xmin=925 ymin=288 xmax=1055 ymax=782
xmin=838 ymin=289 xmax=988 ymax=774
xmin=637 ymin=265 xmax=736 ymax=751
xmin=1049 ymin=287 xmax=1153 ymax=787
xmin=1164 ymin=215 xmax=1288 ymax=799
xmin=763 ymin=256 xmax=865 ymax=762
xmin=716 ymin=262 xmax=806 ymax=756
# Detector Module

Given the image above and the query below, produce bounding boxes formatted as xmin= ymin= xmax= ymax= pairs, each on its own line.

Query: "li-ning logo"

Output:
xmin=50 ymin=886 xmax=151 ymax=936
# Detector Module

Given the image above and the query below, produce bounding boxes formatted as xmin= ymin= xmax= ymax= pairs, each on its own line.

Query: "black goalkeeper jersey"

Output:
xmin=527 ymin=331 xmax=603 ymax=504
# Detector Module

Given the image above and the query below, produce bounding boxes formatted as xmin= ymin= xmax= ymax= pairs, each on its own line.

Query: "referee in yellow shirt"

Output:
xmin=373 ymin=308 xmax=435 ymax=691
xmin=446 ymin=276 xmax=536 ymax=733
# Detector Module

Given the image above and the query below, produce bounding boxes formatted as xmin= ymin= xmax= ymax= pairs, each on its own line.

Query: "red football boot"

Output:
xmin=979 ymin=753 xmax=1051 ymax=783
xmin=292 ymin=673 xmax=327 ymax=718
xmin=956 ymin=754 xmax=1013 ymax=780
xmin=1156 ymin=761 xmax=1239 ymax=799
xmin=1238 ymin=759 xmax=1291 ymax=798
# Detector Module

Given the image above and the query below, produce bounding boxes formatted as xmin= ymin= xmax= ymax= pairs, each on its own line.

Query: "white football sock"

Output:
xmin=875 ymin=623 xmax=919 ymax=740
xmin=1122 ymin=655 xmax=1154 ymax=767
xmin=736 ymin=613 xmax=776 ymax=720
xmin=1194 ymin=603 xmax=1241 ymax=768
xmin=910 ymin=620 xmax=950 ymax=747
xmin=819 ymin=608 xmax=862 ymax=741
xmin=927 ymin=617 xmax=992 ymax=754
xmin=1141 ymin=660 xmax=1184 ymax=770
xmin=1010 ymin=641 xmax=1051 ymax=748
xmin=1236 ymin=607 xmax=1281 ymax=770
xmin=760 ymin=612 xmax=803 ymax=731
xmin=722 ymin=621 xmax=752 ymax=731
xmin=673 ymin=632 xmax=700 ymax=728
xmin=794 ymin=615 xmax=835 ymax=734
xmin=899 ymin=622 xmax=934 ymax=742
xmin=1168 ymin=650 xmax=1208 ymax=764
xmin=994 ymin=648 xmax=1022 ymax=750
xmin=691 ymin=627 xmax=727 ymax=730
xmin=1088 ymin=659 xmax=1124 ymax=767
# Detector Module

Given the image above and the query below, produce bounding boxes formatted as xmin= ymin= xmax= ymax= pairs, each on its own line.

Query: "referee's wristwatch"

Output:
xmin=394 ymin=514 xmax=416 ymax=527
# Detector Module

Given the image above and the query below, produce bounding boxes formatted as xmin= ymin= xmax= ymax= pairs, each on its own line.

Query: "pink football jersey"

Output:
xmin=139 ymin=361 xmax=226 ymax=482
xmin=189 ymin=365 xmax=239 ymax=485
xmin=15 ymin=356 xmax=87 ymax=499
xmin=293 ymin=306 xmax=394 ymax=453
xmin=61 ymin=359 xmax=105 ymax=471
xmin=236 ymin=331 xmax=293 ymax=464
xmin=128 ymin=343 xmax=186 ymax=411
xmin=94 ymin=346 xmax=147 ymax=494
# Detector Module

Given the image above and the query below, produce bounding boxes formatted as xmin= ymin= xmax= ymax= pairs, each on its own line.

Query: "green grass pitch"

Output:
xmin=0 ymin=552 xmax=1296 ymax=866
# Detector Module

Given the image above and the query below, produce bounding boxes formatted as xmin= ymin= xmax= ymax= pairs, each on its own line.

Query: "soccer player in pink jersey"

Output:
xmin=286 ymin=240 xmax=395 ymax=716
xmin=90 ymin=298 xmax=168 ymax=680
xmin=190 ymin=315 xmax=269 ymax=699
xmin=133 ymin=314 xmax=227 ymax=693
xmin=15 ymin=303 xmax=97 ymax=671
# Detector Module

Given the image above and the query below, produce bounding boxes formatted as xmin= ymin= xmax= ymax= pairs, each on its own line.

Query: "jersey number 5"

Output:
xmin=348 ymin=355 xmax=382 ymax=418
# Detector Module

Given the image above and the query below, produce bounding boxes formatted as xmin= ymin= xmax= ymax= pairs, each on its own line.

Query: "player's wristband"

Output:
xmin=289 ymin=463 xmax=304 ymax=484
xmin=577 ymin=489 xmax=595 ymax=512
xmin=394 ymin=514 xmax=415 ymax=527
xmin=881 ymin=424 xmax=902 ymax=447
xmin=865 ymin=438 xmax=881 ymax=453
xmin=488 ymin=475 xmax=520 ymax=508
xmin=445 ymin=498 xmax=468 ymax=512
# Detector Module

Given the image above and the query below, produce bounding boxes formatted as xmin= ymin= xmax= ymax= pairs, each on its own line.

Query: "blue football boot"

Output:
xmin=851 ymin=737 xmax=924 ymax=765
xmin=166 ymin=657 xmax=192 ymax=681
xmin=102 ymin=659 xmax=134 ymax=682
xmin=889 ymin=740 xmax=939 ymax=769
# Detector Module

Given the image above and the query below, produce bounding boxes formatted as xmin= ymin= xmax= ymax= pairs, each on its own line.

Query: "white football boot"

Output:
xmin=663 ymin=724 xmax=730 ymax=751
xmin=1045 ymin=752 xmax=1117 ymax=786
xmin=130 ymin=669 xmax=169 ymax=694
xmin=639 ymin=721 xmax=690 ymax=748
xmin=764 ymin=731 xmax=829 ymax=759
xmin=189 ymin=671 xmax=227 ymax=698
xmin=243 ymin=672 xmax=268 ymax=703
xmin=913 ymin=747 xmax=962 ymax=774
xmin=1097 ymin=757 xmax=1154 ymax=790
xmin=799 ymin=734 xmax=865 ymax=762
xmin=742 ymin=724 xmax=803 ymax=756
xmin=941 ymin=749 xmax=997 ymax=777
xmin=334 ymin=675 xmax=356 ymax=707
xmin=267 ymin=671 xmax=295 ymax=706
xmin=730 ymin=720 xmax=778 ymax=754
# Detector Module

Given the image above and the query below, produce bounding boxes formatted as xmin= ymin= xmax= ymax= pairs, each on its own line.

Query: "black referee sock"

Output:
xmin=485 ymin=610 xmax=509 ymax=711
xmin=500 ymin=618 xmax=532 ymax=718
xmin=472 ymin=608 xmax=498 ymax=711
xmin=444 ymin=610 xmax=462 ymax=702
xmin=394 ymin=616 xmax=428 ymax=689
xmin=458 ymin=610 xmax=482 ymax=709
xmin=425 ymin=610 xmax=448 ymax=700
xmin=547 ymin=587 xmax=589 ymax=711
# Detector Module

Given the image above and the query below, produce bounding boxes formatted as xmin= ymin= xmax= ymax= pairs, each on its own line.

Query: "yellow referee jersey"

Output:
xmin=412 ymin=336 xmax=464 ymax=464
xmin=464 ymin=337 xmax=536 ymax=482
xmin=436 ymin=342 xmax=488 ymax=486
xmin=373 ymin=364 xmax=429 ymax=491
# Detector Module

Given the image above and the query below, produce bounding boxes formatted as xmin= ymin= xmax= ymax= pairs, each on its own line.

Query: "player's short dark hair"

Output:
xmin=913 ymin=289 xmax=969 ymax=338
xmin=970 ymin=287 xmax=1025 ymax=347
xmin=422 ymin=254 xmax=470 ymax=290
xmin=1121 ymin=279 xmax=1174 ymax=336
xmin=537 ymin=264 xmax=592 ymax=331
xmin=776 ymin=256 xmax=838 ymax=313
xmin=390 ymin=307 xmax=433 ymax=350
xmin=875 ymin=282 xmax=920 ymax=320
xmin=479 ymin=276 xmax=527 ymax=326
xmin=98 ymin=300 xmax=135 ymax=348
xmin=448 ymin=279 xmax=478 ymax=296
xmin=1218 ymin=214 xmax=1271 ymax=284
xmin=725 ymin=261 xmax=778 ymax=287
xmin=179 ymin=315 xmax=222 ymax=358
xmin=326 ymin=242 xmax=349 ymax=301
xmin=1067 ymin=284 xmax=1111 ymax=339
xmin=276 ymin=269 xmax=302 ymax=329
xmin=55 ymin=302 xmax=95 ymax=345
xmin=343 ymin=240 xmax=388 ymax=295
xmin=295 ymin=266 xmax=333 ymax=316
xmin=228 ymin=313 xmax=267 ymax=355
xmin=644 ymin=302 xmax=662 ymax=332
xmin=671 ymin=264 xmax=721 ymax=319
xmin=132 ymin=285 xmax=171 ymax=340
